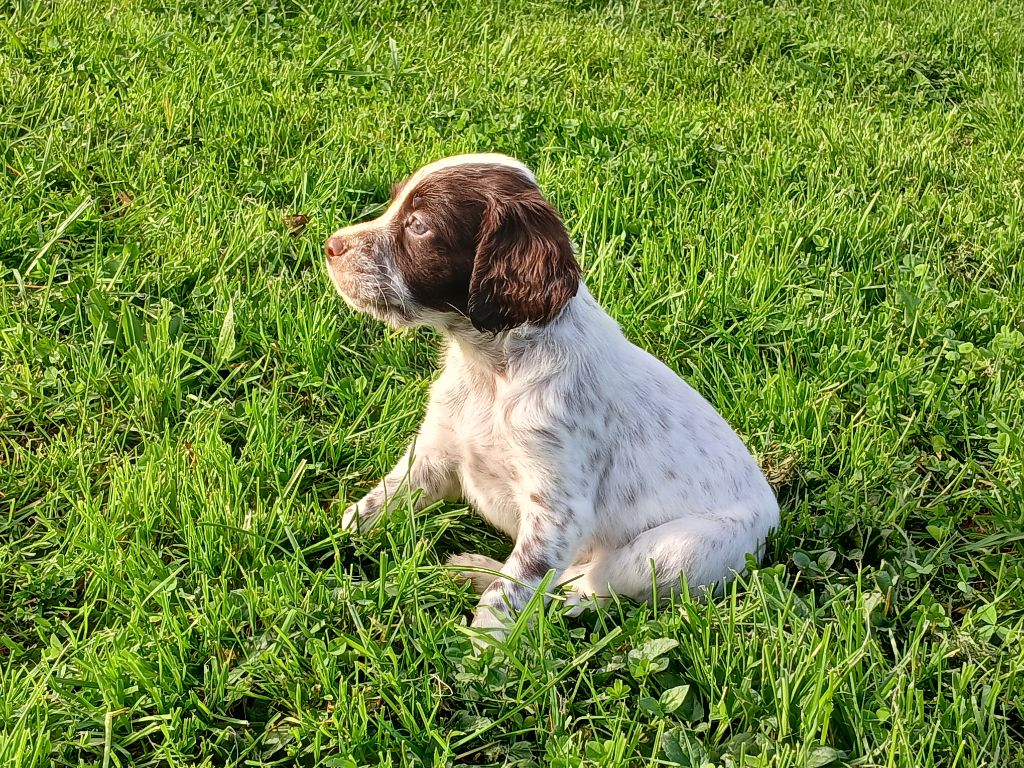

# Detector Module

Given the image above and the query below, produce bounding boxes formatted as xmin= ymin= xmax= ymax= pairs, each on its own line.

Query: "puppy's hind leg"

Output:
xmin=446 ymin=553 xmax=504 ymax=594
xmin=558 ymin=509 xmax=775 ymax=612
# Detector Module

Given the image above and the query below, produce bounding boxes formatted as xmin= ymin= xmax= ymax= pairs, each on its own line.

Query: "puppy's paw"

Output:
xmin=471 ymin=604 xmax=512 ymax=631
xmin=560 ymin=579 xmax=608 ymax=618
xmin=340 ymin=503 xmax=360 ymax=533
xmin=340 ymin=495 xmax=382 ymax=534
xmin=446 ymin=553 xmax=503 ymax=594
xmin=468 ymin=605 xmax=512 ymax=652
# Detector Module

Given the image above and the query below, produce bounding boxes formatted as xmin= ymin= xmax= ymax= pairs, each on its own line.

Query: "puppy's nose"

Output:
xmin=325 ymin=236 xmax=349 ymax=259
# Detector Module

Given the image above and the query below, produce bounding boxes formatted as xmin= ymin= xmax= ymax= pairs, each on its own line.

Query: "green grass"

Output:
xmin=2 ymin=0 xmax=1023 ymax=765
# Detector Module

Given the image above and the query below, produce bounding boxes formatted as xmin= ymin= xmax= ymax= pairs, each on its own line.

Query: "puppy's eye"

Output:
xmin=406 ymin=214 xmax=429 ymax=236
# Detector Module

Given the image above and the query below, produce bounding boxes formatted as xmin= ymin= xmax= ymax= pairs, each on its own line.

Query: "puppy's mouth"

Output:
xmin=325 ymin=258 xmax=413 ymax=328
xmin=342 ymin=291 xmax=411 ymax=327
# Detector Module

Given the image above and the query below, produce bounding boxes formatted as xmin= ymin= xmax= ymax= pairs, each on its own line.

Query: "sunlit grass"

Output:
xmin=1 ymin=0 xmax=1023 ymax=765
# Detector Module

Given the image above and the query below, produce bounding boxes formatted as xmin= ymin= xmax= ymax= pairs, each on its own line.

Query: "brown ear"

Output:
xmin=468 ymin=192 xmax=580 ymax=333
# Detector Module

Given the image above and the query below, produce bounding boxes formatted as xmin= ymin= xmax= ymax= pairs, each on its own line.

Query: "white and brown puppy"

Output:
xmin=325 ymin=154 xmax=778 ymax=636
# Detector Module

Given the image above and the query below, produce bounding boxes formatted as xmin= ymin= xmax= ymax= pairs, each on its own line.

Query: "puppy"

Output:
xmin=325 ymin=154 xmax=779 ymax=636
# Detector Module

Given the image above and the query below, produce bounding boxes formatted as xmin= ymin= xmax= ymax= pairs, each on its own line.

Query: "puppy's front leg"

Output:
xmin=471 ymin=494 xmax=588 ymax=634
xmin=342 ymin=435 xmax=458 ymax=533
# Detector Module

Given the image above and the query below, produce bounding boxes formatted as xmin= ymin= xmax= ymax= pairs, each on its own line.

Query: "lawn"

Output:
xmin=2 ymin=0 xmax=1023 ymax=765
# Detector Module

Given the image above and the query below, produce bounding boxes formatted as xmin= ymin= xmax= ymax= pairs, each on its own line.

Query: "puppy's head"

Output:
xmin=324 ymin=154 xmax=580 ymax=332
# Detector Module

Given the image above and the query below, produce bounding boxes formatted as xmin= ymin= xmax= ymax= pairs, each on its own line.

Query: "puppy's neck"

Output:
xmin=442 ymin=319 xmax=535 ymax=376
xmin=441 ymin=282 xmax=596 ymax=377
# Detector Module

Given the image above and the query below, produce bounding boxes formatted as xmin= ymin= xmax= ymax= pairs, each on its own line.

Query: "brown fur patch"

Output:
xmin=468 ymin=173 xmax=580 ymax=332
xmin=389 ymin=164 xmax=580 ymax=331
